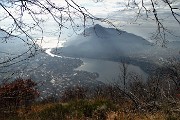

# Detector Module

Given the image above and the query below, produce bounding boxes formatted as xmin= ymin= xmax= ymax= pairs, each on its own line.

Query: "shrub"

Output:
xmin=31 ymin=99 xmax=116 ymax=120
xmin=0 ymin=78 xmax=39 ymax=114
xmin=39 ymin=104 xmax=68 ymax=120
xmin=61 ymin=86 xmax=88 ymax=102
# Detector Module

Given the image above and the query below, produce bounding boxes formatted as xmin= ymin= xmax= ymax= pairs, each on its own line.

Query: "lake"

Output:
xmin=45 ymin=48 xmax=148 ymax=84
xmin=75 ymin=58 xmax=147 ymax=84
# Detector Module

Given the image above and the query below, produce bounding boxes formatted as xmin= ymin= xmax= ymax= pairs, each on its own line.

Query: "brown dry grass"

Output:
xmin=107 ymin=111 xmax=166 ymax=120
xmin=15 ymin=101 xmax=179 ymax=120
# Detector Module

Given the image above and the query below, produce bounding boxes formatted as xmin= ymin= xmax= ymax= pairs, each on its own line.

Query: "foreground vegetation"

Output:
xmin=0 ymin=62 xmax=180 ymax=120
xmin=0 ymin=81 xmax=180 ymax=119
xmin=8 ymin=99 xmax=180 ymax=120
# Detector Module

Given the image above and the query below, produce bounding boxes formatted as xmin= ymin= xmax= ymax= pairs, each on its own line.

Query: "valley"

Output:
xmin=0 ymin=24 xmax=179 ymax=97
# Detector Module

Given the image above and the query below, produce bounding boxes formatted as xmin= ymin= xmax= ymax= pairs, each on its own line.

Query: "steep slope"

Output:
xmin=62 ymin=24 xmax=151 ymax=58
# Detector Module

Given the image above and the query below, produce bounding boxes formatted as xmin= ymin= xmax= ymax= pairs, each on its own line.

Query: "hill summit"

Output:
xmin=62 ymin=24 xmax=151 ymax=58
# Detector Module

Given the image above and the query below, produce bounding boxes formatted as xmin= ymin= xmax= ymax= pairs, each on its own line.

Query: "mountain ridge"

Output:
xmin=61 ymin=24 xmax=151 ymax=58
xmin=53 ymin=24 xmax=179 ymax=62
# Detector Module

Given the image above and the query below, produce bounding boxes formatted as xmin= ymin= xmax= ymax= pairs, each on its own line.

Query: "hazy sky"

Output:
xmin=52 ymin=0 xmax=180 ymax=44
xmin=51 ymin=0 xmax=179 ymax=37
xmin=0 ymin=0 xmax=180 ymax=48
xmin=78 ymin=0 xmax=180 ymax=37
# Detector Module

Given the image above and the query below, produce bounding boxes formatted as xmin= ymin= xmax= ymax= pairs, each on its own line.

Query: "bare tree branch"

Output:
xmin=0 ymin=0 xmax=179 ymax=69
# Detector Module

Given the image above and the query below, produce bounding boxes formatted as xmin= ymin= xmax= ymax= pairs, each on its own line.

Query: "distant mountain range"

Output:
xmin=56 ymin=24 xmax=179 ymax=61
